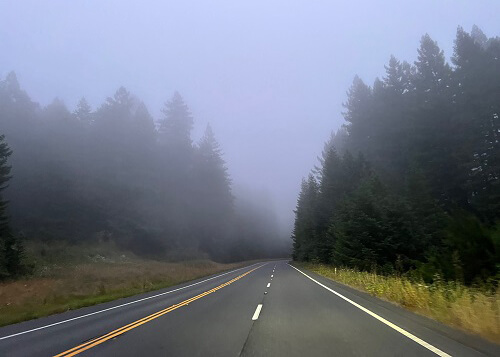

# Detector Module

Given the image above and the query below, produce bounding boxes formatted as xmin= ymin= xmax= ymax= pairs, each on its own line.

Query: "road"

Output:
xmin=0 ymin=261 xmax=498 ymax=356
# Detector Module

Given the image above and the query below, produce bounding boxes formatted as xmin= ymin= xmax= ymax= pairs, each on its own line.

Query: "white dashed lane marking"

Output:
xmin=252 ymin=304 xmax=263 ymax=321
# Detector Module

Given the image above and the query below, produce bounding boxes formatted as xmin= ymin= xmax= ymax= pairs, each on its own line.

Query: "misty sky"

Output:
xmin=0 ymin=1 xmax=498 ymax=232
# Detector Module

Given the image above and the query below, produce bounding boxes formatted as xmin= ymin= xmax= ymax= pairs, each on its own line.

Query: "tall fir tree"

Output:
xmin=342 ymin=75 xmax=373 ymax=157
xmin=292 ymin=174 xmax=319 ymax=261
xmin=158 ymin=92 xmax=194 ymax=151
xmin=412 ymin=34 xmax=464 ymax=208
xmin=453 ymin=27 xmax=500 ymax=220
xmin=292 ymin=26 xmax=499 ymax=283
xmin=193 ymin=124 xmax=234 ymax=258
xmin=196 ymin=124 xmax=233 ymax=208
xmin=0 ymin=135 xmax=23 ymax=278
xmin=74 ymin=97 xmax=92 ymax=123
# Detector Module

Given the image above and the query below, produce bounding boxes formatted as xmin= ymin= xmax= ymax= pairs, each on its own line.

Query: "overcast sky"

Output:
xmin=0 ymin=1 xmax=498 ymax=232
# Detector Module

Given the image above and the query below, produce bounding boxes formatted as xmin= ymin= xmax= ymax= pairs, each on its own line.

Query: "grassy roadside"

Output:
xmin=0 ymin=242 xmax=256 ymax=327
xmin=296 ymin=263 xmax=500 ymax=343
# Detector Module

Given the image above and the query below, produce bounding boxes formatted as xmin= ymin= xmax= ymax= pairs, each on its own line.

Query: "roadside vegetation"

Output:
xmin=0 ymin=241 xmax=251 ymax=327
xmin=0 ymin=72 xmax=287 ymax=276
xmin=292 ymin=26 xmax=499 ymax=285
xmin=300 ymin=263 xmax=500 ymax=343
xmin=0 ymin=51 xmax=285 ymax=326
xmin=291 ymin=26 xmax=499 ymax=343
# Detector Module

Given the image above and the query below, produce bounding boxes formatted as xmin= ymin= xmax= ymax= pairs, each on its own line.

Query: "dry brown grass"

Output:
xmin=300 ymin=263 xmax=500 ymax=343
xmin=0 ymin=259 xmax=247 ymax=327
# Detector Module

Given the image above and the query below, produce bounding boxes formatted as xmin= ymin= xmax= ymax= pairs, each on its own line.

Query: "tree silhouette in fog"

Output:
xmin=292 ymin=26 xmax=499 ymax=283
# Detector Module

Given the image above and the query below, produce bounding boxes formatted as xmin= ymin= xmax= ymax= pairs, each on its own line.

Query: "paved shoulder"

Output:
xmin=240 ymin=262 xmax=500 ymax=357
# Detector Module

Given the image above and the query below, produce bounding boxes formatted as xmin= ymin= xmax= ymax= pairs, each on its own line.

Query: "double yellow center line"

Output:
xmin=54 ymin=265 xmax=263 ymax=357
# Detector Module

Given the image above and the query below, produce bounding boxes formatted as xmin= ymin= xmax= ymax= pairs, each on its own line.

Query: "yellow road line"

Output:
xmin=54 ymin=265 xmax=263 ymax=357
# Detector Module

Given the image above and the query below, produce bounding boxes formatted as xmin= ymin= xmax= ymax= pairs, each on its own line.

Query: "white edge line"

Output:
xmin=0 ymin=262 xmax=266 ymax=341
xmin=288 ymin=264 xmax=451 ymax=357
xmin=252 ymin=304 xmax=263 ymax=320
xmin=267 ymin=283 xmax=271 ymax=288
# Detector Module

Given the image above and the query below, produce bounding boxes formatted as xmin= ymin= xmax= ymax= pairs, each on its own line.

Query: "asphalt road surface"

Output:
xmin=0 ymin=261 xmax=499 ymax=356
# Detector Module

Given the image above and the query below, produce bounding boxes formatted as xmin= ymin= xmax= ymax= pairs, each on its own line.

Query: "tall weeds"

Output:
xmin=302 ymin=263 xmax=500 ymax=343
xmin=0 ymin=260 xmax=246 ymax=327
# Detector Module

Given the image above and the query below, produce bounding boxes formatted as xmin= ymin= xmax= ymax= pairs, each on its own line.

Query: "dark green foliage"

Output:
xmin=0 ymin=135 xmax=24 ymax=278
xmin=442 ymin=212 xmax=496 ymax=283
xmin=332 ymin=176 xmax=427 ymax=274
xmin=292 ymin=175 xmax=319 ymax=262
xmin=452 ymin=27 xmax=500 ymax=221
xmin=292 ymin=26 xmax=499 ymax=284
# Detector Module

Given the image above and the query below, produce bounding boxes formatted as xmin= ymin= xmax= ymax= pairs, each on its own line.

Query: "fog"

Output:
xmin=0 ymin=1 xmax=497 ymax=259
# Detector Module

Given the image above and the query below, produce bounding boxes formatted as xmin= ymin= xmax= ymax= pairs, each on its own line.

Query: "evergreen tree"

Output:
xmin=316 ymin=148 xmax=343 ymax=236
xmin=412 ymin=34 xmax=464 ymax=208
xmin=74 ymin=97 xmax=92 ymax=123
xmin=133 ymin=102 xmax=156 ymax=144
xmin=196 ymin=124 xmax=232 ymax=208
xmin=0 ymin=73 xmax=287 ymax=262
xmin=292 ymin=174 xmax=319 ymax=261
xmin=0 ymin=135 xmax=23 ymax=278
xmin=376 ymin=56 xmax=415 ymax=183
xmin=453 ymin=27 xmax=500 ymax=220
xmin=155 ymin=92 xmax=196 ymax=251
xmin=193 ymin=124 xmax=234 ymax=258
xmin=331 ymin=175 xmax=424 ymax=273
xmin=471 ymin=25 xmax=488 ymax=49
xmin=158 ymin=92 xmax=194 ymax=151
xmin=292 ymin=27 xmax=499 ymax=283
xmin=342 ymin=76 xmax=373 ymax=157
xmin=314 ymin=150 xmax=370 ymax=263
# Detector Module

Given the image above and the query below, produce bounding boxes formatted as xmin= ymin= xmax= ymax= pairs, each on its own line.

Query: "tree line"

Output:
xmin=0 ymin=77 xmax=285 ymax=278
xmin=292 ymin=26 xmax=499 ymax=284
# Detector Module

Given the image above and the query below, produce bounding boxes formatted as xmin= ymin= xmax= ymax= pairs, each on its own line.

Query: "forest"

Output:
xmin=0 ymin=76 xmax=287 ymax=278
xmin=292 ymin=26 xmax=499 ymax=284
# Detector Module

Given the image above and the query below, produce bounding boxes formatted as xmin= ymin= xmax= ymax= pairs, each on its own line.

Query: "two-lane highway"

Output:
xmin=1 ymin=261 xmax=498 ymax=356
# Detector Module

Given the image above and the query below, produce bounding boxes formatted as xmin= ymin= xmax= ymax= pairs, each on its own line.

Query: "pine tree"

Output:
xmin=316 ymin=148 xmax=344 ymax=235
xmin=0 ymin=71 xmax=38 ymax=141
xmin=1 ymin=71 xmax=34 ymax=107
xmin=0 ymin=135 xmax=23 ymax=278
xmin=292 ymin=174 xmax=319 ymax=261
xmin=112 ymin=86 xmax=134 ymax=108
xmin=412 ymin=34 xmax=464 ymax=208
xmin=330 ymin=176 xmax=384 ymax=270
xmin=471 ymin=25 xmax=488 ymax=49
xmin=376 ymin=56 xmax=415 ymax=184
xmin=414 ymin=35 xmax=451 ymax=96
xmin=132 ymin=102 xmax=157 ymax=150
xmin=155 ymin=92 xmax=196 ymax=251
xmin=196 ymin=124 xmax=233 ymax=210
xmin=74 ymin=97 xmax=92 ymax=123
xmin=193 ymin=124 xmax=233 ymax=258
xmin=313 ymin=149 xmax=371 ymax=263
xmin=158 ymin=92 xmax=194 ymax=151
xmin=342 ymin=76 xmax=373 ymax=156
xmin=291 ymin=28 xmax=499 ymax=282
xmin=453 ymin=27 xmax=500 ymax=220
xmin=93 ymin=87 xmax=138 ymax=165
